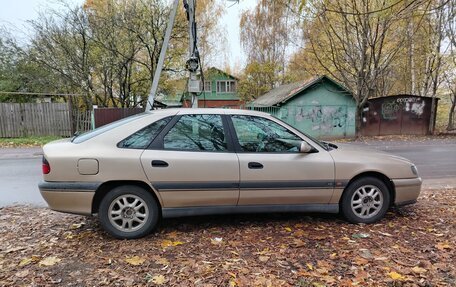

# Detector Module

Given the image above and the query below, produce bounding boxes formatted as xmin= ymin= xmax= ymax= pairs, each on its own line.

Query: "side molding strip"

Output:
xmin=38 ymin=181 xmax=101 ymax=192
xmin=162 ymin=204 xmax=339 ymax=218
xmin=153 ymin=180 xmax=347 ymax=192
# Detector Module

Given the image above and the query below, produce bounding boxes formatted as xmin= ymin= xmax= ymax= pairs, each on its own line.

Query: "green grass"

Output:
xmin=0 ymin=136 xmax=63 ymax=148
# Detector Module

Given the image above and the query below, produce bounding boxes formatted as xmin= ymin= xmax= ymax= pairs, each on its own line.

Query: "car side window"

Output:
xmin=163 ymin=114 xmax=227 ymax=152
xmin=118 ymin=117 xmax=172 ymax=149
xmin=231 ymin=115 xmax=302 ymax=152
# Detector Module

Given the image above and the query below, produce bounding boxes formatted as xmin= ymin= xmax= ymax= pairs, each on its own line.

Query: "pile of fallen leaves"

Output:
xmin=1 ymin=188 xmax=454 ymax=287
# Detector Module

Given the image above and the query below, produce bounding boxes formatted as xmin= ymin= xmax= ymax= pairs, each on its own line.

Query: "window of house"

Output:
xmin=200 ymin=81 xmax=211 ymax=92
xmin=216 ymin=80 xmax=236 ymax=93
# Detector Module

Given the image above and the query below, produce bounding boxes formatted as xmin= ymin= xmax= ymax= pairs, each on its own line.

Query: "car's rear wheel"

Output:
xmin=341 ymin=177 xmax=390 ymax=223
xmin=99 ymin=185 xmax=159 ymax=239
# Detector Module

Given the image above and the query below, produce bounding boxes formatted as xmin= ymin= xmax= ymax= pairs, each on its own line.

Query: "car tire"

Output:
xmin=99 ymin=185 xmax=159 ymax=239
xmin=340 ymin=177 xmax=391 ymax=224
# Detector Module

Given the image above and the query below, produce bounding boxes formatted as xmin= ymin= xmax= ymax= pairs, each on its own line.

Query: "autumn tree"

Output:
xmin=443 ymin=0 xmax=456 ymax=130
xmin=239 ymin=0 xmax=298 ymax=100
xmin=290 ymin=0 xmax=432 ymax=135
xmin=28 ymin=5 xmax=95 ymax=109
xmin=22 ymin=0 xmax=223 ymax=108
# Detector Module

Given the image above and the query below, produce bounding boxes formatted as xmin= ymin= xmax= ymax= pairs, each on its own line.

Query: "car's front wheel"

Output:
xmin=341 ymin=177 xmax=391 ymax=223
xmin=99 ymin=185 xmax=159 ymax=239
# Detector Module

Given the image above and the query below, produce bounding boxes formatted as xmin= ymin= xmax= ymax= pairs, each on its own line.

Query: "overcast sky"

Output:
xmin=0 ymin=0 xmax=256 ymax=69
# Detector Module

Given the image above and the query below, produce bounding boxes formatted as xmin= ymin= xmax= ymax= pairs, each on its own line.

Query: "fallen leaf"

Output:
xmin=306 ymin=263 xmax=314 ymax=270
xmin=435 ymin=242 xmax=451 ymax=250
xmin=259 ymin=256 xmax=270 ymax=262
xmin=284 ymin=227 xmax=292 ymax=232
xmin=292 ymin=239 xmax=306 ymax=247
xmin=39 ymin=256 xmax=61 ymax=266
xmin=161 ymin=240 xmax=184 ymax=248
xmin=352 ymin=233 xmax=370 ymax=239
xmin=354 ymin=256 xmax=369 ymax=265
xmin=155 ymin=257 xmax=169 ymax=265
xmin=151 ymin=274 xmax=166 ymax=285
xmin=411 ymin=266 xmax=427 ymax=274
xmin=211 ymin=237 xmax=223 ymax=245
xmin=378 ymin=231 xmax=393 ymax=237
xmin=18 ymin=258 xmax=33 ymax=267
xmin=70 ymin=223 xmax=84 ymax=229
xmin=3 ymin=246 xmax=26 ymax=253
xmin=316 ymin=267 xmax=329 ymax=275
xmin=388 ymin=271 xmax=405 ymax=280
xmin=15 ymin=270 xmax=29 ymax=278
xmin=125 ymin=256 xmax=145 ymax=266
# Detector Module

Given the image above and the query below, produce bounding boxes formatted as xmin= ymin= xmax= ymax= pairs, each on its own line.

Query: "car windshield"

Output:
xmin=72 ymin=113 xmax=149 ymax=144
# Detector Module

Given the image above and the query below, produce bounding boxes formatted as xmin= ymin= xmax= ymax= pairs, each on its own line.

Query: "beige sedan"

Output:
xmin=39 ymin=108 xmax=421 ymax=239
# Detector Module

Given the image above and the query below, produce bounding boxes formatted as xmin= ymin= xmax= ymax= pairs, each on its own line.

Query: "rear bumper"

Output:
xmin=38 ymin=181 xmax=99 ymax=215
xmin=392 ymin=177 xmax=422 ymax=206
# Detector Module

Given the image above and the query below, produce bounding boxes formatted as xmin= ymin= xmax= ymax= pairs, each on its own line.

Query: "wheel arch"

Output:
xmin=342 ymin=171 xmax=395 ymax=206
xmin=91 ymin=180 xmax=162 ymax=214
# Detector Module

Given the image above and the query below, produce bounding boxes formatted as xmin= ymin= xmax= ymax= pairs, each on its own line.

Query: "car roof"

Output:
xmin=145 ymin=108 xmax=271 ymax=117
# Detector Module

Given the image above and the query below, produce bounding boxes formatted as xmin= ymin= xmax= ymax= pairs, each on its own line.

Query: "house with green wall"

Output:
xmin=182 ymin=67 xmax=243 ymax=108
xmin=251 ymin=75 xmax=356 ymax=139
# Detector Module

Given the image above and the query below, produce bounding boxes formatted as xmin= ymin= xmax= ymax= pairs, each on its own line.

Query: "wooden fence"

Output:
xmin=0 ymin=103 xmax=72 ymax=137
xmin=94 ymin=107 xmax=144 ymax=128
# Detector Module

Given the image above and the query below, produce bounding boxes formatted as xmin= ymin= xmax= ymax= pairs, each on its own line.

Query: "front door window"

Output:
xmin=231 ymin=115 xmax=302 ymax=152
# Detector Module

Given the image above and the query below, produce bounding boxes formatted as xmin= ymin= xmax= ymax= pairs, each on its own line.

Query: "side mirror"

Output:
xmin=300 ymin=141 xmax=314 ymax=153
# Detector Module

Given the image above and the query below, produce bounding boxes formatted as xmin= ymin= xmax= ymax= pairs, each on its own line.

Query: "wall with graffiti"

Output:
xmin=362 ymin=95 xmax=438 ymax=136
xmin=260 ymin=81 xmax=357 ymax=139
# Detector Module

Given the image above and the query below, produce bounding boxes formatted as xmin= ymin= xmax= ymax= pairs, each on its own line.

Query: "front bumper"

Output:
xmin=39 ymin=181 xmax=99 ymax=215
xmin=392 ymin=177 xmax=422 ymax=206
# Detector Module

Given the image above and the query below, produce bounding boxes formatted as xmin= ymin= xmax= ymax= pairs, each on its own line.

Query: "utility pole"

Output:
xmin=146 ymin=0 xmax=238 ymax=110
xmin=184 ymin=0 xmax=201 ymax=108
xmin=146 ymin=0 xmax=179 ymax=111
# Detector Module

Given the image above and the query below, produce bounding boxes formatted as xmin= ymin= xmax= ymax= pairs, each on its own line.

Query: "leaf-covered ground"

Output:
xmin=1 ymin=188 xmax=454 ymax=287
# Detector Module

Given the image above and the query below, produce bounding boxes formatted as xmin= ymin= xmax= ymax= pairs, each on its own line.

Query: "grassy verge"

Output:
xmin=0 ymin=136 xmax=63 ymax=148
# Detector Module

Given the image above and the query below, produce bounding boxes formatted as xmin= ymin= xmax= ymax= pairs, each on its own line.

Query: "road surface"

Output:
xmin=0 ymin=139 xmax=455 ymax=207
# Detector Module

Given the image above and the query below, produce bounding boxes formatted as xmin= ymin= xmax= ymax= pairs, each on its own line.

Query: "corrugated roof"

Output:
xmin=252 ymin=77 xmax=322 ymax=106
xmin=252 ymin=76 xmax=350 ymax=107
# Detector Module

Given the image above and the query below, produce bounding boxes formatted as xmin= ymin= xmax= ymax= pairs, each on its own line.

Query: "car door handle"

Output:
xmin=151 ymin=160 xmax=169 ymax=167
xmin=248 ymin=162 xmax=263 ymax=169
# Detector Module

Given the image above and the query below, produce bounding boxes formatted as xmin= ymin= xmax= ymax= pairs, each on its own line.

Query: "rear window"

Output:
xmin=117 ymin=116 xmax=172 ymax=149
xmin=72 ymin=113 xmax=149 ymax=144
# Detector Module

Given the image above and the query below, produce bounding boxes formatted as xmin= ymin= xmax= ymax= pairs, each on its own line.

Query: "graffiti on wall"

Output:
xmin=295 ymin=105 xmax=353 ymax=134
xmin=381 ymin=97 xmax=425 ymax=120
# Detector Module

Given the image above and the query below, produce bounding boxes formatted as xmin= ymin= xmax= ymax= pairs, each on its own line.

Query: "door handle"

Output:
xmin=151 ymin=160 xmax=169 ymax=167
xmin=248 ymin=162 xmax=263 ymax=169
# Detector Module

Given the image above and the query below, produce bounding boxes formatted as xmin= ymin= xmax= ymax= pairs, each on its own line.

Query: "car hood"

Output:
xmin=328 ymin=143 xmax=416 ymax=179
xmin=333 ymin=143 xmax=413 ymax=163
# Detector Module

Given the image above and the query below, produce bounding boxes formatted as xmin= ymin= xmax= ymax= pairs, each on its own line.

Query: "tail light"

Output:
xmin=42 ymin=157 xmax=51 ymax=174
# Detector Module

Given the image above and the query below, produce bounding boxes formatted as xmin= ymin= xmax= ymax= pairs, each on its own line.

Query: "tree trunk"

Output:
xmin=447 ymin=94 xmax=456 ymax=131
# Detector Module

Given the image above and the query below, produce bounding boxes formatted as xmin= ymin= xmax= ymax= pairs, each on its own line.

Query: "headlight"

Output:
xmin=411 ymin=165 xmax=418 ymax=176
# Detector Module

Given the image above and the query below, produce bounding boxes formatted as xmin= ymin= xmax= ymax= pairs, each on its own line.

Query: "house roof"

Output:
xmin=252 ymin=75 xmax=351 ymax=107
xmin=205 ymin=67 xmax=239 ymax=81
